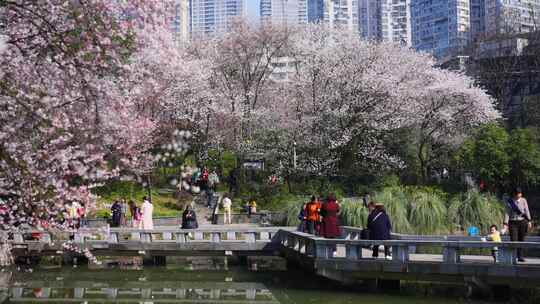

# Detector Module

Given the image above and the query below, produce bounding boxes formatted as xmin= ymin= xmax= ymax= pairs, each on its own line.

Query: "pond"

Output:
xmin=0 ymin=257 xmax=537 ymax=304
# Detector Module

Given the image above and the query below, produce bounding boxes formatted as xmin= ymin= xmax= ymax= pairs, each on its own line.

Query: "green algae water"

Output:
xmin=0 ymin=257 xmax=537 ymax=304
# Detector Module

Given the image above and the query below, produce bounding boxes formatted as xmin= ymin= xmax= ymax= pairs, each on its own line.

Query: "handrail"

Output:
xmin=341 ymin=226 xmax=540 ymax=242
xmin=281 ymin=230 xmax=540 ymax=266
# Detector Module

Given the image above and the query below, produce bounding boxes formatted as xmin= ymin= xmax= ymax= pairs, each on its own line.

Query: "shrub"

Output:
xmin=448 ymin=189 xmax=504 ymax=233
xmin=407 ymin=187 xmax=448 ymax=235
xmin=372 ymin=186 xmax=411 ymax=233
xmin=340 ymin=199 xmax=369 ymax=228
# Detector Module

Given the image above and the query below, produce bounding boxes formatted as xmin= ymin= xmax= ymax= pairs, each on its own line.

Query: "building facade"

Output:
xmin=380 ymin=0 xmax=411 ymax=45
xmin=172 ymin=0 xmax=191 ymax=44
xmin=411 ymin=0 xmax=471 ymax=58
xmin=470 ymin=0 xmax=486 ymax=38
xmin=323 ymin=0 xmax=359 ymax=33
xmin=485 ymin=0 xmax=540 ymax=35
xmin=308 ymin=0 xmax=325 ymax=22
xmin=189 ymin=0 xmax=247 ymax=38
xmin=260 ymin=0 xmax=309 ymax=25
xmin=358 ymin=0 xmax=380 ymax=40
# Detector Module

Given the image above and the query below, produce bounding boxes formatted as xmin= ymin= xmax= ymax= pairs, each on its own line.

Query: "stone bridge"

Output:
xmin=5 ymin=226 xmax=540 ymax=288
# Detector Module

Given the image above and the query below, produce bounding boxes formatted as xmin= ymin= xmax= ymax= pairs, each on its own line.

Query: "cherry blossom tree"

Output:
xmin=201 ymin=20 xmax=293 ymax=145
xmin=0 ymin=0 xmax=177 ymax=229
xmin=285 ymin=25 xmax=499 ymax=178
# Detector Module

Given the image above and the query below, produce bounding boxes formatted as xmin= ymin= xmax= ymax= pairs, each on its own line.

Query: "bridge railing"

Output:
xmin=341 ymin=226 xmax=540 ymax=242
xmin=5 ymin=227 xmax=294 ymax=246
xmin=281 ymin=230 xmax=540 ymax=266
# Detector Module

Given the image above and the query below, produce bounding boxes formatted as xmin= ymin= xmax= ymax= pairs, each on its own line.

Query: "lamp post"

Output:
xmin=293 ymin=141 xmax=297 ymax=170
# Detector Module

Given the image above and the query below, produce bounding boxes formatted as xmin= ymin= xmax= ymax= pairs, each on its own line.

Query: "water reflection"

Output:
xmin=9 ymin=283 xmax=278 ymax=303
xmin=1 ymin=256 xmax=537 ymax=304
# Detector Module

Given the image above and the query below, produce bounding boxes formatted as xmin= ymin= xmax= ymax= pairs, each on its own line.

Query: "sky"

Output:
xmin=246 ymin=0 xmax=261 ymax=20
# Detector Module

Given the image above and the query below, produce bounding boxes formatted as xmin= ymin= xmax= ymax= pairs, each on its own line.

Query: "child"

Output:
xmin=485 ymin=224 xmax=502 ymax=263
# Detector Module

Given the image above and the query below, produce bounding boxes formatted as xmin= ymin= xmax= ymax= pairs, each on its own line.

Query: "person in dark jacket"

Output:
xmin=367 ymin=203 xmax=392 ymax=259
xmin=181 ymin=204 xmax=198 ymax=229
xmin=111 ymin=200 xmax=122 ymax=227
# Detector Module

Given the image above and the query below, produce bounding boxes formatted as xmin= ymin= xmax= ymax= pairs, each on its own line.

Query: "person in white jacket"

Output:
xmin=140 ymin=197 xmax=154 ymax=230
xmin=222 ymin=194 xmax=232 ymax=224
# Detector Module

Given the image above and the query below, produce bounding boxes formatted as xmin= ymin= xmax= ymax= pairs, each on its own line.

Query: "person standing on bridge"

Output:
xmin=141 ymin=196 xmax=154 ymax=230
xmin=367 ymin=202 xmax=392 ymax=260
xmin=222 ymin=193 xmax=232 ymax=224
xmin=110 ymin=200 xmax=122 ymax=228
xmin=320 ymin=193 xmax=341 ymax=238
xmin=503 ymin=187 xmax=532 ymax=262
xmin=305 ymin=196 xmax=321 ymax=235
xmin=128 ymin=200 xmax=141 ymax=228
xmin=181 ymin=203 xmax=198 ymax=229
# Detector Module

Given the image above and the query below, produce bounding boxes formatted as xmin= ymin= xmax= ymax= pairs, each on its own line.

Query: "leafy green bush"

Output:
xmin=340 ymin=198 xmax=369 ymax=228
xmin=407 ymin=187 xmax=448 ymax=235
xmin=95 ymin=209 xmax=111 ymax=219
xmin=279 ymin=196 xmax=309 ymax=226
xmin=372 ymin=186 xmax=412 ymax=233
xmin=448 ymin=189 xmax=504 ymax=233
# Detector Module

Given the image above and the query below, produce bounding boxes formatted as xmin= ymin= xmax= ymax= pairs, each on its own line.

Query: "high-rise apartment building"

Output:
xmin=260 ymin=0 xmax=308 ymax=25
xmin=380 ymin=0 xmax=411 ymax=45
xmin=485 ymin=0 xmax=540 ymax=35
xmin=323 ymin=0 xmax=359 ymax=32
xmin=470 ymin=0 xmax=486 ymax=38
xmin=308 ymin=0 xmax=325 ymax=22
xmin=411 ymin=0 xmax=471 ymax=58
xmin=189 ymin=0 xmax=247 ymax=38
xmin=357 ymin=1 xmax=411 ymax=45
xmin=172 ymin=0 xmax=191 ymax=44
xmin=358 ymin=0 xmax=380 ymax=40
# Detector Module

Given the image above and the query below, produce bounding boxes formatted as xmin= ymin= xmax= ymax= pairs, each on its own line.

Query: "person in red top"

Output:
xmin=305 ymin=196 xmax=321 ymax=235
xmin=320 ymin=193 xmax=341 ymax=238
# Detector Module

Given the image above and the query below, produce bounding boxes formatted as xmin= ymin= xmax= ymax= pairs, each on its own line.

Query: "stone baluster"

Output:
xmin=227 ymin=231 xmax=236 ymax=241
xmin=287 ymin=235 xmax=296 ymax=249
xmin=141 ymin=288 xmax=152 ymax=299
xmin=176 ymin=233 xmax=186 ymax=243
xmin=140 ymin=232 xmax=151 ymax=243
xmin=176 ymin=289 xmax=186 ymax=299
xmin=246 ymin=288 xmax=256 ymax=300
xmin=346 ymin=244 xmax=362 ymax=260
xmin=299 ymin=239 xmax=306 ymax=254
xmin=392 ymin=244 xmax=409 ymax=263
xmin=245 ymin=232 xmax=256 ymax=243
xmin=315 ymin=243 xmax=332 ymax=258
xmin=108 ymin=232 xmax=119 ymax=243
xmin=74 ymin=232 xmax=84 ymax=244
xmin=163 ymin=232 xmax=173 ymax=241
xmin=442 ymin=244 xmax=460 ymax=264
xmin=42 ymin=287 xmax=51 ymax=298
xmin=194 ymin=232 xmax=203 ymax=241
xmin=11 ymin=287 xmax=23 ymax=298
xmin=13 ymin=232 xmax=23 ymax=243
xmin=106 ymin=288 xmax=118 ymax=299
xmin=260 ymin=231 xmax=270 ymax=241
xmin=211 ymin=232 xmax=221 ymax=243
xmin=498 ymin=245 xmax=517 ymax=265
xmin=74 ymin=287 xmax=85 ymax=299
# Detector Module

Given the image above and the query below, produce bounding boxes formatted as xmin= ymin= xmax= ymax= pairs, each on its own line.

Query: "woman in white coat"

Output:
xmin=140 ymin=196 xmax=154 ymax=230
